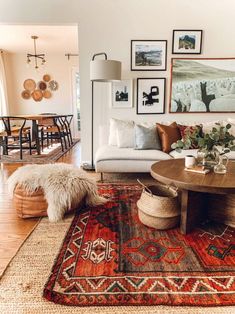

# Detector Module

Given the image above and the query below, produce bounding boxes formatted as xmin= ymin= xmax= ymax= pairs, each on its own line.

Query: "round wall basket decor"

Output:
xmin=38 ymin=81 xmax=47 ymax=90
xmin=21 ymin=90 xmax=31 ymax=99
xmin=32 ymin=89 xmax=43 ymax=102
xmin=43 ymin=90 xmax=52 ymax=99
xmin=23 ymin=79 xmax=36 ymax=91
xmin=43 ymin=74 xmax=51 ymax=82
xmin=49 ymin=80 xmax=59 ymax=91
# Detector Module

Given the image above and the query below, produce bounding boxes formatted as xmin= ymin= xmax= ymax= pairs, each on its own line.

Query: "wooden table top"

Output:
xmin=0 ymin=114 xmax=72 ymax=121
xmin=12 ymin=114 xmax=67 ymax=121
xmin=151 ymin=159 xmax=235 ymax=194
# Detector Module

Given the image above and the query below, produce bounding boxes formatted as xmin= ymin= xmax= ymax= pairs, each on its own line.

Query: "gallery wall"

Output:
xmin=0 ymin=0 xmax=235 ymax=162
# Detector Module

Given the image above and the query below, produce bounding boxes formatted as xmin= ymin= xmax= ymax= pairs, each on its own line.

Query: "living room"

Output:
xmin=0 ymin=0 xmax=235 ymax=313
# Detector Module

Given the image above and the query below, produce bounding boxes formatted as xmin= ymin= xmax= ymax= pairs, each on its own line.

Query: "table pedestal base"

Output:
xmin=180 ymin=190 xmax=235 ymax=234
xmin=180 ymin=190 xmax=207 ymax=234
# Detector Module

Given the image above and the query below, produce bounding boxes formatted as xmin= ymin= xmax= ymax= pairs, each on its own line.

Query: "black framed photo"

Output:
xmin=112 ymin=79 xmax=133 ymax=108
xmin=131 ymin=40 xmax=167 ymax=71
xmin=172 ymin=30 xmax=203 ymax=54
xmin=137 ymin=78 xmax=166 ymax=114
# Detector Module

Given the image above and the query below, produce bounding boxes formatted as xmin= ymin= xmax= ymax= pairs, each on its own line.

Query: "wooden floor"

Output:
xmin=0 ymin=142 xmax=82 ymax=277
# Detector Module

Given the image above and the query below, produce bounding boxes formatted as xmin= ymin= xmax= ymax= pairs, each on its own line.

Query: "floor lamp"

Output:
xmin=82 ymin=52 xmax=121 ymax=171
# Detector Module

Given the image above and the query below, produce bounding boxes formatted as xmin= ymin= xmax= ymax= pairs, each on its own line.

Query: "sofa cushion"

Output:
xmin=157 ymin=122 xmax=181 ymax=153
xmin=227 ymin=119 xmax=235 ymax=138
xmin=170 ymin=149 xmax=235 ymax=160
xmin=116 ymin=121 xmax=134 ymax=148
xmin=108 ymin=118 xmax=134 ymax=146
xmin=202 ymin=120 xmax=220 ymax=133
xmin=95 ymin=159 xmax=162 ymax=173
xmin=134 ymin=124 xmax=161 ymax=150
xmin=177 ymin=124 xmax=202 ymax=149
xmin=169 ymin=149 xmax=198 ymax=159
xmin=95 ymin=145 xmax=171 ymax=163
xmin=95 ymin=145 xmax=172 ymax=173
xmin=224 ymin=151 xmax=235 ymax=160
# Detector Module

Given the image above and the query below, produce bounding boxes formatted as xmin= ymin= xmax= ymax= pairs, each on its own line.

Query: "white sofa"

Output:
xmin=95 ymin=119 xmax=235 ymax=174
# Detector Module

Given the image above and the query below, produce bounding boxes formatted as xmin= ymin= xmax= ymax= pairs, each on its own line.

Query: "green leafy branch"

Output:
xmin=171 ymin=123 xmax=235 ymax=154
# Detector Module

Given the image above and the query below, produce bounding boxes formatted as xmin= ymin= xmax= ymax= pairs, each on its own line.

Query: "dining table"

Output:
xmin=0 ymin=114 xmax=73 ymax=155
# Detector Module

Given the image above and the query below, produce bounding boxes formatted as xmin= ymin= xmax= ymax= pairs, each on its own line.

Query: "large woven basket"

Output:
xmin=137 ymin=180 xmax=180 ymax=230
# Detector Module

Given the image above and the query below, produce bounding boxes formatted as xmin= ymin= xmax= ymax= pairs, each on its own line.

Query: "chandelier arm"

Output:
xmin=27 ymin=35 xmax=46 ymax=69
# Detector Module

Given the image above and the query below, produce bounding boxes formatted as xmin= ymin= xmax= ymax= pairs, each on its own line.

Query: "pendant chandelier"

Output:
xmin=27 ymin=35 xmax=46 ymax=69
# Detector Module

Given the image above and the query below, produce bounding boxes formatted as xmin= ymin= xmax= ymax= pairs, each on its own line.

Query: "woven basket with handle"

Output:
xmin=137 ymin=179 xmax=180 ymax=230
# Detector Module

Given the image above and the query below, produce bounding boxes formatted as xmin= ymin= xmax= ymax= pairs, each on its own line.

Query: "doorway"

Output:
xmin=72 ymin=66 xmax=80 ymax=139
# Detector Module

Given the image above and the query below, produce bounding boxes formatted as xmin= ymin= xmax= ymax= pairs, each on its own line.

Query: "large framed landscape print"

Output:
xmin=131 ymin=40 xmax=167 ymax=71
xmin=170 ymin=58 xmax=235 ymax=113
xmin=137 ymin=78 xmax=166 ymax=114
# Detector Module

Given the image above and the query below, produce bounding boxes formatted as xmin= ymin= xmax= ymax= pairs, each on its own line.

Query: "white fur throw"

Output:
xmin=7 ymin=163 xmax=107 ymax=222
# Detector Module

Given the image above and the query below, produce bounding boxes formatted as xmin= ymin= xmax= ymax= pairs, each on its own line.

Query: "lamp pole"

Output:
xmin=91 ymin=53 xmax=107 ymax=169
xmin=81 ymin=78 xmax=95 ymax=171
xmin=82 ymin=53 xmax=121 ymax=171
xmin=91 ymin=79 xmax=94 ymax=169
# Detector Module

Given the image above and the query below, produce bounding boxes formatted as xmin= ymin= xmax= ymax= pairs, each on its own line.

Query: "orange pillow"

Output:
xmin=156 ymin=122 xmax=181 ymax=153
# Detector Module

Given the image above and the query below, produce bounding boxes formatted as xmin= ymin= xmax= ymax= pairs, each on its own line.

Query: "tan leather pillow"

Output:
xmin=156 ymin=122 xmax=181 ymax=153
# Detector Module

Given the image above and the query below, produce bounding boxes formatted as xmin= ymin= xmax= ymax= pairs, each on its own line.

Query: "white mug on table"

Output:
xmin=185 ymin=155 xmax=196 ymax=168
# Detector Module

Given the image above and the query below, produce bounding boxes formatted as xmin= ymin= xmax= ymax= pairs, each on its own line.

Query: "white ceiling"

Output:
xmin=0 ymin=25 xmax=78 ymax=54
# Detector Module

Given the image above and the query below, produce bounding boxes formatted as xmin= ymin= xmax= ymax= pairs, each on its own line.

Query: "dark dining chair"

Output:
xmin=59 ymin=115 xmax=73 ymax=146
xmin=0 ymin=117 xmax=32 ymax=160
xmin=39 ymin=116 xmax=67 ymax=152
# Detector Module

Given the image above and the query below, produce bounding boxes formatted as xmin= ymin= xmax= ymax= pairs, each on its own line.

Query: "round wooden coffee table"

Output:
xmin=151 ymin=159 xmax=235 ymax=234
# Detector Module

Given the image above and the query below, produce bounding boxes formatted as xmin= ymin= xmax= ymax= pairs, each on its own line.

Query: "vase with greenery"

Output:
xmin=171 ymin=123 xmax=235 ymax=166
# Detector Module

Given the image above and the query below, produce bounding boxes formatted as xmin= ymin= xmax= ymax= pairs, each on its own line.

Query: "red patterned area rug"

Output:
xmin=43 ymin=184 xmax=235 ymax=307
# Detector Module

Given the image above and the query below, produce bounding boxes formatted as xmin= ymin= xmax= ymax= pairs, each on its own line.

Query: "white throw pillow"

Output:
xmin=227 ymin=118 xmax=235 ymax=137
xmin=108 ymin=118 xmax=134 ymax=146
xmin=202 ymin=120 xmax=220 ymax=133
xmin=116 ymin=121 xmax=135 ymax=148
xmin=108 ymin=118 xmax=118 ymax=146
xmin=227 ymin=118 xmax=235 ymax=125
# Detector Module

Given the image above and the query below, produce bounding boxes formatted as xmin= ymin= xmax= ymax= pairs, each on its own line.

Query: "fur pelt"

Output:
xmin=7 ymin=163 xmax=107 ymax=222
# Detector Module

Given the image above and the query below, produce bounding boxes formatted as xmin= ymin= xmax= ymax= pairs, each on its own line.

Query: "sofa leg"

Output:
xmin=100 ymin=172 xmax=104 ymax=182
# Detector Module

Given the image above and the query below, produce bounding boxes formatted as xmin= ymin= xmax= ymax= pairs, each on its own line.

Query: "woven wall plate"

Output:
xmin=48 ymin=80 xmax=59 ymax=91
xmin=43 ymin=74 xmax=51 ymax=82
xmin=32 ymin=89 xmax=43 ymax=102
xmin=38 ymin=81 xmax=47 ymax=90
xmin=43 ymin=90 xmax=52 ymax=99
xmin=23 ymin=79 xmax=36 ymax=91
xmin=21 ymin=90 xmax=31 ymax=99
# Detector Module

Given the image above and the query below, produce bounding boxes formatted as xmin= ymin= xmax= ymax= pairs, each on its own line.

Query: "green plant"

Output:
xmin=171 ymin=123 xmax=235 ymax=155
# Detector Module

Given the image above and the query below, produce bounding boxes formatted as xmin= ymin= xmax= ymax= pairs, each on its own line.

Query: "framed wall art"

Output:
xmin=131 ymin=40 xmax=167 ymax=71
xmin=169 ymin=58 xmax=235 ymax=113
xmin=137 ymin=78 xmax=166 ymax=114
xmin=112 ymin=79 xmax=133 ymax=108
xmin=172 ymin=30 xmax=203 ymax=54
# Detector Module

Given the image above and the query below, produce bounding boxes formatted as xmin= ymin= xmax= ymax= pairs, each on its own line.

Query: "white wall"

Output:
xmin=5 ymin=53 xmax=78 ymax=115
xmin=4 ymin=53 xmax=78 ymax=134
xmin=0 ymin=0 xmax=235 ymax=162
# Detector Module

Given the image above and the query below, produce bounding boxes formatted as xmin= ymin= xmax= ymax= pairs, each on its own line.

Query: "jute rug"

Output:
xmin=0 ymin=185 xmax=234 ymax=313
xmin=0 ymin=139 xmax=79 ymax=164
xmin=44 ymin=184 xmax=235 ymax=307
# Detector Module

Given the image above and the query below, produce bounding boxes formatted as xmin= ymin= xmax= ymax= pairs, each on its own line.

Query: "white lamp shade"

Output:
xmin=90 ymin=59 xmax=121 ymax=82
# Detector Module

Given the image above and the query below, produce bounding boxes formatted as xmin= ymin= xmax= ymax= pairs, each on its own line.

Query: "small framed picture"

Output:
xmin=137 ymin=78 xmax=166 ymax=114
xmin=172 ymin=30 xmax=203 ymax=54
xmin=131 ymin=40 xmax=167 ymax=71
xmin=112 ymin=79 xmax=133 ymax=108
